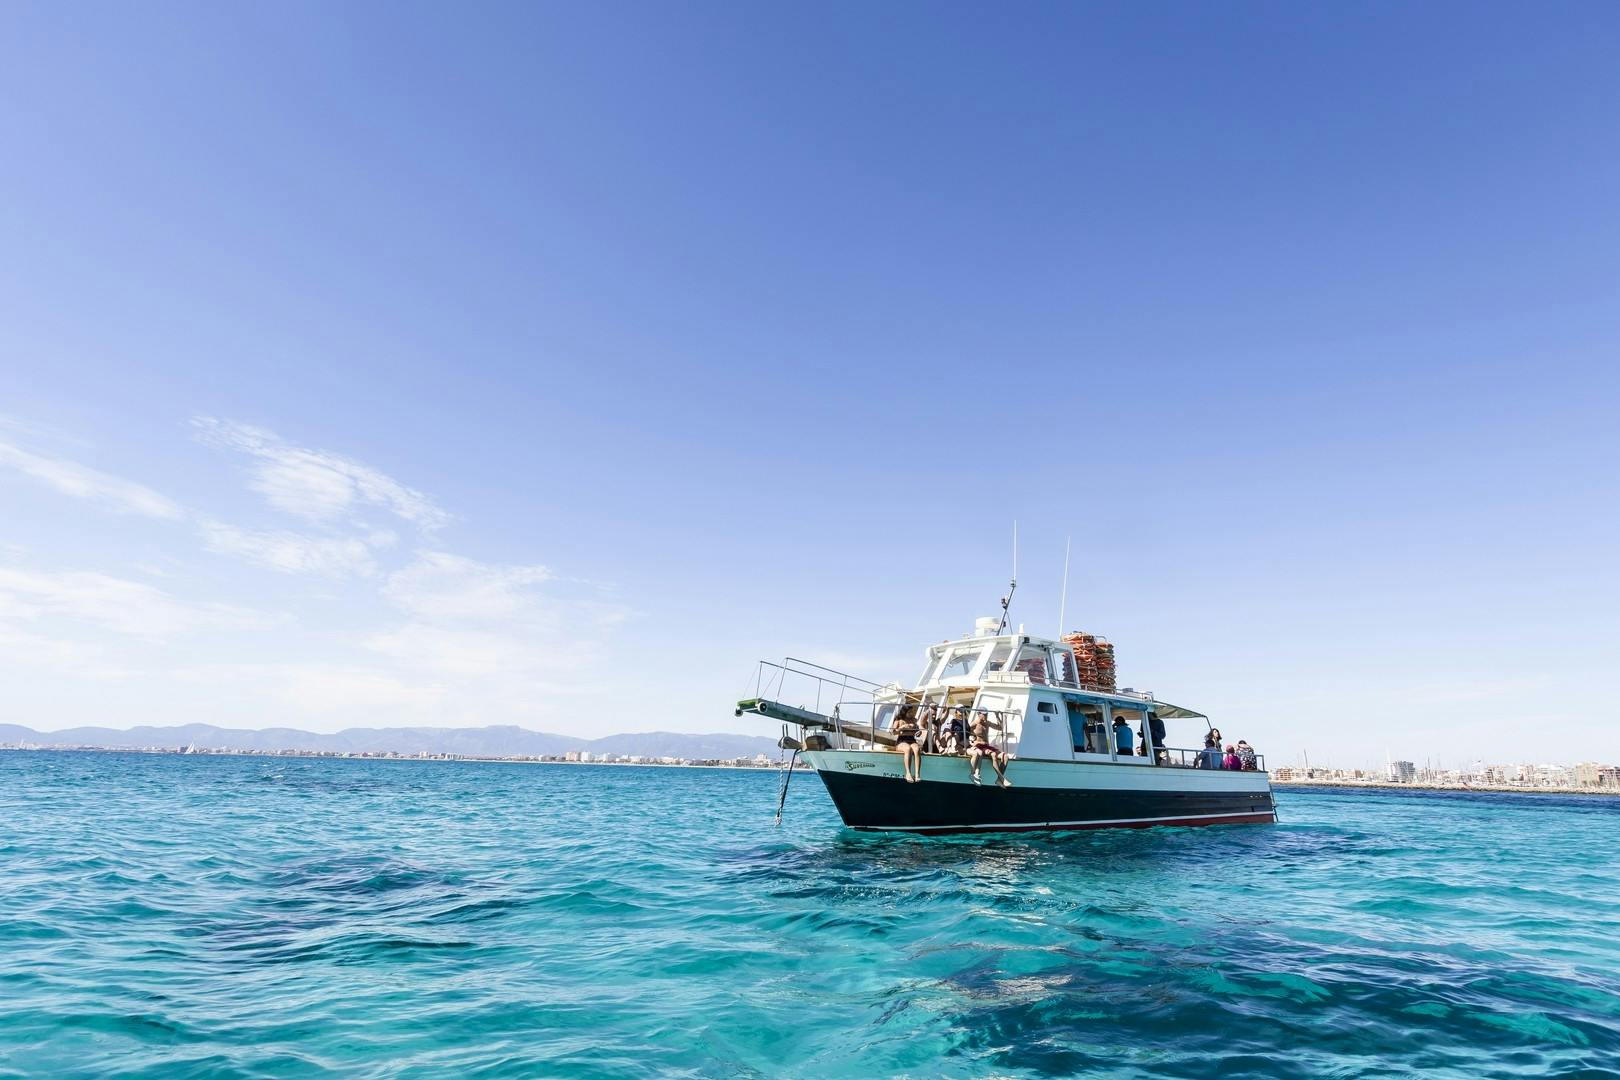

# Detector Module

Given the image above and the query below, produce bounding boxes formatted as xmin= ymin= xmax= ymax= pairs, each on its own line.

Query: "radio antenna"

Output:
xmin=997 ymin=520 xmax=1019 ymax=635
xmin=1057 ymin=534 xmax=1071 ymax=637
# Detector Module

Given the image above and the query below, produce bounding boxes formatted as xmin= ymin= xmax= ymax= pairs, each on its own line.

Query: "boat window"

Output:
xmin=1050 ymin=646 xmax=1078 ymax=686
xmin=985 ymin=640 xmax=1014 ymax=672
xmin=1013 ymin=645 xmax=1050 ymax=684
xmin=938 ymin=644 xmax=986 ymax=680
xmin=873 ymin=704 xmax=897 ymax=731
xmin=1068 ymin=702 xmax=1106 ymax=753
xmin=1036 ymin=701 xmax=1058 ymax=714
xmin=917 ymin=650 xmax=945 ymax=685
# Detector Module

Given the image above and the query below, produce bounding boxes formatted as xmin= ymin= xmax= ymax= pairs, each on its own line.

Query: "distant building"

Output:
xmin=1386 ymin=760 xmax=1416 ymax=783
xmin=563 ymin=750 xmax=582 ymax=762
xmin=1575 ymin=762 xmax=1620 ymax=788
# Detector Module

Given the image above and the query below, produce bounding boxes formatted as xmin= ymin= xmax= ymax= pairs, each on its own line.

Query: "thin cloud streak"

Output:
xmin=193 ymin=417 xmax=450 ymax=529
xmin=0 ymin=439 xmax=183 ymax=519
xmin=1 ymin=416 xmax=631 ymax=731
xmin=199 ymin=520 xmax=394 ymax=577
xmin=0 ymin=564 xmax=267 ymax=640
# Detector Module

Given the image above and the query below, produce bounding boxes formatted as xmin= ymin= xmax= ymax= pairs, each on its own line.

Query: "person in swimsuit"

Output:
xmin=968 ymin=709 xmax=1011 ymax=788
xmin=920 ymin=702 xmax=943 ymax=754
xmin=921 ymin=703 xmax=945 ymax=754
xmin=892 ymin=705 xmax=923 ymax=783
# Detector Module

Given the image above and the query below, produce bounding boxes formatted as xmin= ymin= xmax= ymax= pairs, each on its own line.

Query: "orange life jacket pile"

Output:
xmin=1060 ymin=631 xmax=1117 ymax=691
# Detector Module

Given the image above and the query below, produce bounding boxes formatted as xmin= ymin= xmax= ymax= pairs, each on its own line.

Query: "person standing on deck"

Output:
xmin=1236 ymin=740 xmax=1257 ymax=771
xmin=1113 ymin=715 xmax=1134 ymax=757
xmin=968 ymin=710 xmax=1011 ymax=788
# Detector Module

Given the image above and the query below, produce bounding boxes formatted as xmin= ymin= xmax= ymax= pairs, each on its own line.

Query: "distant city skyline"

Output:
xmin=3 ymin=5 xmax=1618 ymax=764
xmin=0 ymin=720 xmax=778 ymax=763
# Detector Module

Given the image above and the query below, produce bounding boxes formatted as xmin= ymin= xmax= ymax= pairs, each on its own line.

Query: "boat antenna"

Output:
xmin=997 ymin=520 xmax=1018 ymax=635
xmin=1057 ymin=534 xmax=1071 ymax=637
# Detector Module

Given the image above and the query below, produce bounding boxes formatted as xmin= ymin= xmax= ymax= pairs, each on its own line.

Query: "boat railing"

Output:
xmin=827 ymin=700 xmax=1024 ymax=757
xmin=1154 ymin=745 xmax=1268 ymax=772
xmin=746 ymin=658 xmax=884 ymax=723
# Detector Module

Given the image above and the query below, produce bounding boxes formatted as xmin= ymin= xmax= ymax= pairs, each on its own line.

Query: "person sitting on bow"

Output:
xmin=940 ymin=706 xmax=966 ymax=755
xmin=968 ymin=709 xmax=1011 ymax=788
xmin=891 ymin=705 xmax=923 ymax=784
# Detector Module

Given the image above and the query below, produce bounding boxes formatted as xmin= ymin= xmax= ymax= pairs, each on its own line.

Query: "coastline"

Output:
xmin=1275 ymin=777 xmax=1620 ymax=798
xmin=0 ymin=746 xmax=796 ymax=771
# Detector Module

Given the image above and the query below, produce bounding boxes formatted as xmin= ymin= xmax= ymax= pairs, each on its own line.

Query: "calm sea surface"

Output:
xmin=2 ymin=751 xmax=1617 ymax=1078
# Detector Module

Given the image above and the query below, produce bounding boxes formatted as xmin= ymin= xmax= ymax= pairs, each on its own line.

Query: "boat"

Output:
xmin=737 ymin=616 xmax=1276 ymax=834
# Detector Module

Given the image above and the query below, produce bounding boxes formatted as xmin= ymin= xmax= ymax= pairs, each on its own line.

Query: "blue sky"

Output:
xmin=2 ymin=3 xmax=1617 ymax=766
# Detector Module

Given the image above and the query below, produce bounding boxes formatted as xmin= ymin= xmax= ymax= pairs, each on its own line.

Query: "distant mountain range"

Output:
xmin=0 ymin=722 xmax=779 ymax=760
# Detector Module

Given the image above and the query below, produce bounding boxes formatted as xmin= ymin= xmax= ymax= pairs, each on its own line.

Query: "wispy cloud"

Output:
xmin=367 ymin=551 xmax=620 ymax=688
xmin=0 ymin=564 xmax=264 ymax=640
xmin=366 ymin=623 xmax=548 ymax=678
xmin=2 ymin=416 xmax=632 ymax=731
xmin=193 ymin=418 xmax=449 ymax=529
xmin=274 ymin=665 xmax=448 ymax=713
xmin=0 ymin=440 xmax=183 ymax=519
xmin=199 ymin=520 xmax=394 ymax=577
xmin=382 ymin=551 xmax=552 ymax=619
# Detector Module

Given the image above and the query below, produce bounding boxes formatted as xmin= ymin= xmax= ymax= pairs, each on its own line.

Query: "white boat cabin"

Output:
xmin=869 ymin=618 xmax=1207 ymax=765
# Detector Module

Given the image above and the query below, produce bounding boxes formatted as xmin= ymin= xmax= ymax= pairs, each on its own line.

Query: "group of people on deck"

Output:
xmin=1195 ymin=728 xmax=1259 ymax=770
xmin=889 ymin=703 xmax=1010 ymax=788
xmin=890 ymin=702 xmax=1259 ymax=783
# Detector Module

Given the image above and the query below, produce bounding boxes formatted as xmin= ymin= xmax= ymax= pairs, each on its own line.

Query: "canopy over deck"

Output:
xmin=1150 ymin=701 xmax=1208 ymax=721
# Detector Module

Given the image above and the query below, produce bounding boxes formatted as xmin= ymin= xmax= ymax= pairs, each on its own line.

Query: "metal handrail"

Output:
xmin=751 ymin=659 xmax=882 ymax=719
xmin=914 ymin=704 xmax=1021 ymax=757
xmin=782 ymin=657 xmax=885 ymax=690
xmin=1152 ymin=745 xmax=1268 ymax=772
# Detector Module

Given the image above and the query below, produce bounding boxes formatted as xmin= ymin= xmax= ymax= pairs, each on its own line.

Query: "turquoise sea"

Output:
xmin=2 ymin=751 xmax=1617 ymax=1078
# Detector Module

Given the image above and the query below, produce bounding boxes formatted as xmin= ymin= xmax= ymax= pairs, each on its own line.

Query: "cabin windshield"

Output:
xmin=1013 ymin=644 xmax=1051 ymax=684
xmin=937 ymin=644 xmax=986 ymax=680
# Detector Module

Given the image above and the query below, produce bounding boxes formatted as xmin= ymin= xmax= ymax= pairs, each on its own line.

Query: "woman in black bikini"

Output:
xmin=892 ymin=705 xmax=923 ymax=783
